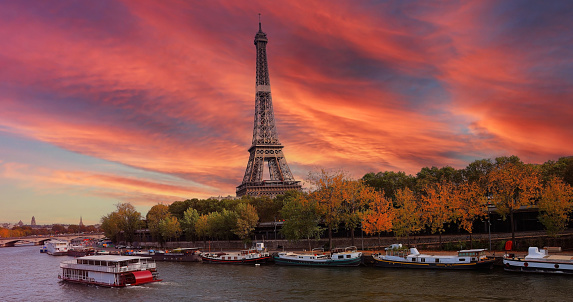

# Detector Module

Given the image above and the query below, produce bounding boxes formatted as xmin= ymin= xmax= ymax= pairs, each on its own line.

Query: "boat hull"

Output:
xmin=373 ymin=258 xmax=494 ymax=270
xmin=503 ymin=259 xmax=573 ymax=275
xmin=273 ymin=255 xmax=362 ymax=267
xmin=200 ymin=255 xmax=271 ymax=264
xmin=150 ymin=253 xmax=201 ymax=262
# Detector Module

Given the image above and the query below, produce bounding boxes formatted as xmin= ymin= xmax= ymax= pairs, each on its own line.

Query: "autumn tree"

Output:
xmin=360 ymin=188 xmax=393 ymax=246
xmin=392 ymin=188 xmax=422 ymax=243
xmin=146 ymin=204 xmax=171 ymax=243
xmin=538 ymin=177 xmax=573 ymax=238
xmin=340 ymin=179 xmax=371 ymax=246
xmin=488 ymin=162 xmax=541 ymax=243
xmin=280 ymin=193 xmax=323 ymax=250
xmin=420 ymin=181 xmax=457 ymax=249
xmin=233 ymin=203 xmax=259 ymax=243
xmin=307 ymin=169 xmax=348 ymax=250
xmin=453 ymin=181 xmax=488 ymax=248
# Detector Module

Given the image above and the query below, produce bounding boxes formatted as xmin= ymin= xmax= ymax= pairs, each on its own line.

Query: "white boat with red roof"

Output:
xmin=59 ymin=255 xmax=161 ymax=287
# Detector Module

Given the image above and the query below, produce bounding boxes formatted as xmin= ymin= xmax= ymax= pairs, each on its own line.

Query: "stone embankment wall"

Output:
xmin=136 ymin=230 xmax=573 ymax=252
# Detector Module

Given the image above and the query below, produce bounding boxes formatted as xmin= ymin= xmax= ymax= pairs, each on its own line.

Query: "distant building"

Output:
xmin=17 ymin=220 xmax=24 ymax=227
xmin=79 ymin=216 xmax=84 ymax=227
xmin=31 ymin=216 xmax=37 ymax=226
xmin=208 ymin=195 xmax=238 ymax=201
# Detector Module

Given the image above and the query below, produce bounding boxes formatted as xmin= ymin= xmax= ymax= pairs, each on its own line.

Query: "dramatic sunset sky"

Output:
xmin=1 ymin=0 xmax=572 ymax=224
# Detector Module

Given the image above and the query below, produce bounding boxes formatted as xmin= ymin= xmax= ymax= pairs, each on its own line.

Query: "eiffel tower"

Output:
xmin=236 ymin=20 xmax=302 ymax=197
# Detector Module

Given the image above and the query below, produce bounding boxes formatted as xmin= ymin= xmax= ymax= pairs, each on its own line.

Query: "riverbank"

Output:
xmin=130 ymin=229 xmax=573 ymax=252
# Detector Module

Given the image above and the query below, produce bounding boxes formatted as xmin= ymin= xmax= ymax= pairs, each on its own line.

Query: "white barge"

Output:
xmin=504 ymin=247 xmax=573 ymax=274
xmin=46 ymin=240 xmax=70 ymax=256
xmin=60 ymin=255 xmax=161 ymax=287
xmin=373 ymin=244 xmax=494 ymax=270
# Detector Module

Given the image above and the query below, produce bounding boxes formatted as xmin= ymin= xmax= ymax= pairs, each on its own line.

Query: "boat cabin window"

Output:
xmin=346 ymin=255 xmax=351 ymax=258
xmin=435 ymin=259 xmax=439 ymax=263
xmin=421 ymin=258 xmax=425 ymax=263
xmin=458 ymin=258 xmax=465 ymax=261
xmin=411 ymin=258 xmax=416 ymax=262
xmin=338 ymin=255 xmax=343 ymax=259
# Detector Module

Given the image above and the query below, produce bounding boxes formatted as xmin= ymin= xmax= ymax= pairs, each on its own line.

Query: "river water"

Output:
xmin=1 ymin=245 xmax=572 ymax=301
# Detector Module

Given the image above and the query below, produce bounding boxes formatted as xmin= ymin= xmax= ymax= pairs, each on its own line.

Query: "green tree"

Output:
xmin=233 ymin=203 xmax=259 ymax=243
xmin=280 ymin=193 xmax=323 ymax=250
xmin=101 ymin=203 xmax=142 ymax=244
xmin=538 ymin=177 xmax=573 ymax=238
xmin=146 ymin=204 xmax=170 ymax=243
xmin=159 ymin=216 xmax=181 ymax=243
xmin=362 ymin=171 xmax=416 ymax=200
xmin=100 ymin=212 xmax=121 ymax=242
xmin=181 ymin=207 xmax=200 ymax=241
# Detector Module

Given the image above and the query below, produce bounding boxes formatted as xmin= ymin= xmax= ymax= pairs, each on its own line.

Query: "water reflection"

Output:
xmin=2 ymin=246 xmax=572 ymax=302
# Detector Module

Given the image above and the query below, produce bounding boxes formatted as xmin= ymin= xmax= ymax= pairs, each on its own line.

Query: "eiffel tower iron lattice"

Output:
xmin=236 ymin=21 xmax=302 ymax=197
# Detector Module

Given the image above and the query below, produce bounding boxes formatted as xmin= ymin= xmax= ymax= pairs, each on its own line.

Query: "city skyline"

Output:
xmin=1 ymin=1 xmax=572 ymax=224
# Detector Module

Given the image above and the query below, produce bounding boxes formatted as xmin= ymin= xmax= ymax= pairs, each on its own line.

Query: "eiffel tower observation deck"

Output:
xmin=236 ymin=20 xmax=302 ymax=197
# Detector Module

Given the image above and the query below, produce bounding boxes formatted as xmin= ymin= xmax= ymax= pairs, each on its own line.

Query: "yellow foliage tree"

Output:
xmin=538 ymin=177 xmax=573 ymax=238
xmin=392 ymin=188 xmax=422 ymax=243
xmin=307 ymin=169 xmax=348 ymax=250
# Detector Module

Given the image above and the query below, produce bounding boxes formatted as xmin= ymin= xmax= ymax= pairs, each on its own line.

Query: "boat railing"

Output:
xmin=60 ymin=261 xmax=156 ymax=273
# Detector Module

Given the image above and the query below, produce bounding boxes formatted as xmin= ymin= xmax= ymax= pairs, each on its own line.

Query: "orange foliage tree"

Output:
xmin=420 ymin=181 xmax=457 ymax=249
xmin=538 ymin=177 xmax=573 ymax=238
xmin=452 ymin=181 xmax=488 ymax=248
xmin=307 ymin=169 xmax=348 ymax=250
xmin=488 ymin=163 xmax=541 ymax=243
xmin=360 ymin=188 xmax=393 ymax=246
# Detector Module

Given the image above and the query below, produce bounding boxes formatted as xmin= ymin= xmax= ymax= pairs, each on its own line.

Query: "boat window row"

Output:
xmin=62 ymin=268 xmax=88 ymax=280
xmin=77 ymin=259 xmax=142 ymax=267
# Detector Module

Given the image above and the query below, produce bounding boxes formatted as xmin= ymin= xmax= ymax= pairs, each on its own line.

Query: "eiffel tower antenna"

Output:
xmin=236 ymin=20 xmax=302 ymax=197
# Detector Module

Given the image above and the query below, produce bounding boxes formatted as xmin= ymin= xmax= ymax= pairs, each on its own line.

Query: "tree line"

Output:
xmin=100 ymin=155 xmax=573 ymax=249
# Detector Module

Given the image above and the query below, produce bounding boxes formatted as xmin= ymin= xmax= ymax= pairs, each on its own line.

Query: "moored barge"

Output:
xmin=274 ymin=246 xmax=362 ymax=267
xmin=59 ymin=255 xmax=161 ymax=287
xmin=201 ymin=243 xmax=270 ymax=264
xmin=373 ymin=244 xmax=494 ymax=270
xmin=504 ymin=247 xmax=573 ymax=274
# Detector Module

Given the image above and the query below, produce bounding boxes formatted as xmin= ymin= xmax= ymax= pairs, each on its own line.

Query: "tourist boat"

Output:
xmin=273 ymin=246 xmax=363 ymax=267
xmin=503 ymin=247 xmax=573 ymax=274
xmin=148 ymin=248 xmax=202 ymax=262
xmin=372 ymin=244 xmax=494 ymax=269
xmin=59 ymin=255 xmax=161 ymax=287
xmin=46 ymin=240 xmax=70 ymax=256
xmin=201 ymin=243 xmax=271 ymax=264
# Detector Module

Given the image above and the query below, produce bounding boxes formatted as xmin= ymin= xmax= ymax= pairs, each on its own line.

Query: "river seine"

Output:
xmin=2 ymin=245 xmax=572 ymax=301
